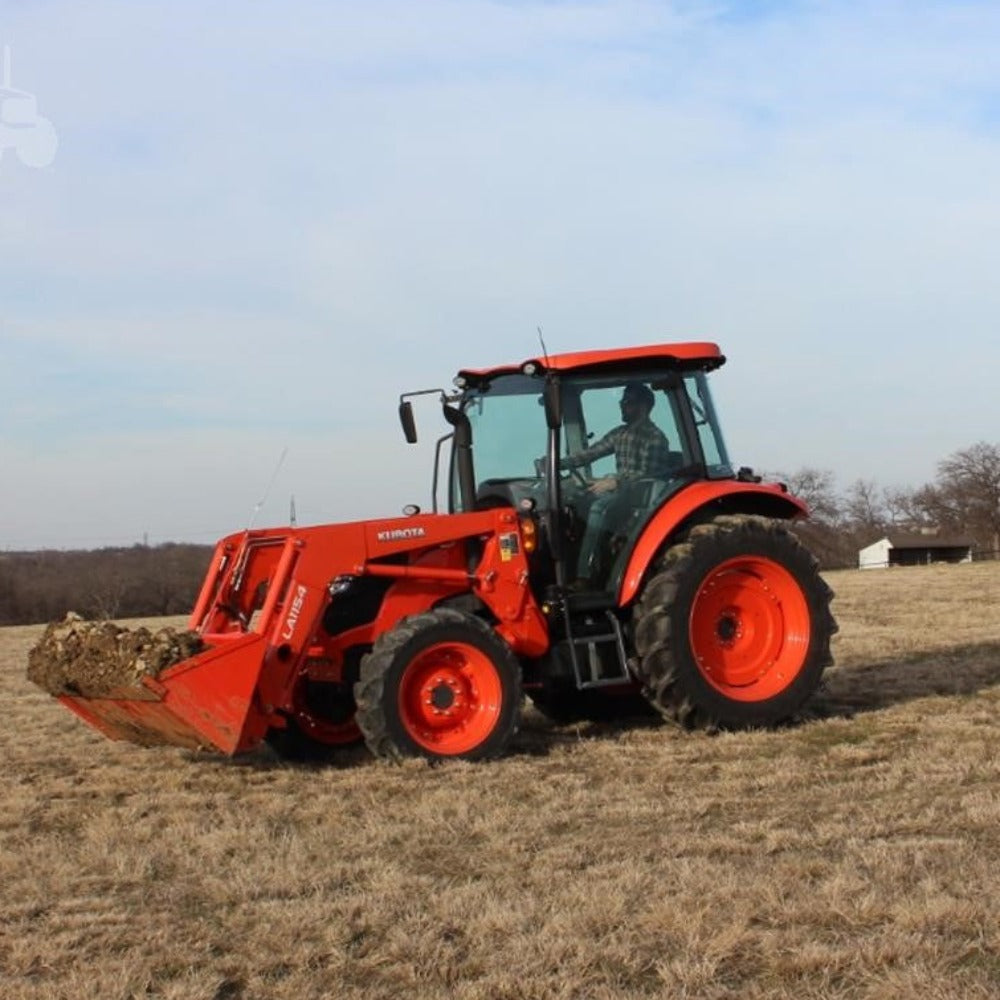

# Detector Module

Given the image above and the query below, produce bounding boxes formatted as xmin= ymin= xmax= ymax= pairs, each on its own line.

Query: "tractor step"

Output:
xmin=559 ymin=607 xmax=632 ymax=689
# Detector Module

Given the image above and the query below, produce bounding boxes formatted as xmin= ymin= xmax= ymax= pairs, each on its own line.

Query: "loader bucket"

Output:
xmin=48 ymin=528 xmax=326 ymax=755
xmin=58 ymin=632 xmax=271 ymax=755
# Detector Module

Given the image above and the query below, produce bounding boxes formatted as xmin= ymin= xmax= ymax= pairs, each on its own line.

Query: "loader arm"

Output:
xmin=58 ymin=509 xmax=548 ymax=754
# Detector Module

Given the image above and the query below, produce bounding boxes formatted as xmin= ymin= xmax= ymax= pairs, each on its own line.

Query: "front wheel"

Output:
xmin=354 ymin=609 xmax=522 ymax=761
xmin=633 ymin=515 xmax=836 ymax=729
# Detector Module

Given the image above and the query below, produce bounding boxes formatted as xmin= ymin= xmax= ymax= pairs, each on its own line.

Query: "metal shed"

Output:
xmin=858 ymin=533 xmax=975 ymax=569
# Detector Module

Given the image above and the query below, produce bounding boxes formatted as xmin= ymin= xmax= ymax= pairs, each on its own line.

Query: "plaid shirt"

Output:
xmin=564 ymin=417 xmax=671 ymax=481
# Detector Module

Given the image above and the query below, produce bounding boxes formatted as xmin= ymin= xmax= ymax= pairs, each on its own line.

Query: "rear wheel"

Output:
xmin=633 ymin=515 xmax=836 ymax=728
xmin=355 ymin=609 xmax=522 ymax=761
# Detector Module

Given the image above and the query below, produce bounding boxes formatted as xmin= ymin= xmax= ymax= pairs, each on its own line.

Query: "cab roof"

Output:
xmin=457 ymin=341 xmax=725 ymax=385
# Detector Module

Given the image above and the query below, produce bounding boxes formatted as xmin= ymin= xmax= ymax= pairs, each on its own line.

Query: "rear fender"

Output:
xmin=617 ymin=482 xmax=807 ymax=606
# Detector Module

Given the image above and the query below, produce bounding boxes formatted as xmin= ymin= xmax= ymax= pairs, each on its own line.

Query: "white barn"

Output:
xmin=858 ymin=532 xmax=975 ymax=570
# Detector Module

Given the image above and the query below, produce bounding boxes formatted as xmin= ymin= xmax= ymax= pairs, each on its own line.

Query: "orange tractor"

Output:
xmin=59 ymin=341 xmax=835 ymax=760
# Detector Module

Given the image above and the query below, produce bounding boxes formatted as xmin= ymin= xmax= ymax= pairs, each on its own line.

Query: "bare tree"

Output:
xmin=771 ymin=467 xmax=841 ymax=525
xmin=930 ymin=442 xmax=1000 ymax=552
xmin=883 ymin=486 xmax=927 ymax=529
xmin=843 ymin=478 xmax=887 ymax=536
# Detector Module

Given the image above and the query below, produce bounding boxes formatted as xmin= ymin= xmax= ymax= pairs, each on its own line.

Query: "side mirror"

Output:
xmin=542 ymin=378 xmax=562 ymax=430
xmin=399 ymin=401 xmax=417 ymax=444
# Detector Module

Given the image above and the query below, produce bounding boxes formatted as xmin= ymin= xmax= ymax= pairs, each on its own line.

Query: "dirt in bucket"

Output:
xmin=27 ymin=613 xmax=206 ymax=697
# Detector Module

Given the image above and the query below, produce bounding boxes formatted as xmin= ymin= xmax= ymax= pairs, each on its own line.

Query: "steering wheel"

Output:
xmin=536 ymin=455 xmax=590 ymax=490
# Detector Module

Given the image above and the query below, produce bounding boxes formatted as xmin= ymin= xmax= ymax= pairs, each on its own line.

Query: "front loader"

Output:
xmin=56 ymin=341 xmax=836 ymax=760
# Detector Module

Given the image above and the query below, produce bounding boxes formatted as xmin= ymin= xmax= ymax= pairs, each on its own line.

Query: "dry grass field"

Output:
xmin=3 ymin=562 xmax=1000 ymax=999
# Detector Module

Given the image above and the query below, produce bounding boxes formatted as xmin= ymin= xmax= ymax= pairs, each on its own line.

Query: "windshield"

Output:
xmin=453 ymin=373 xmax=548 ymax=512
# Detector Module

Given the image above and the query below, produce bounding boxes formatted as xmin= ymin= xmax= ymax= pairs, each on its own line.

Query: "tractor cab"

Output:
xmin=450 ymin=343 xmax=734 ymax=596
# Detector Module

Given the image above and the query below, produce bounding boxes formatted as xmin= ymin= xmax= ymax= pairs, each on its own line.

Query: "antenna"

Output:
xmin=289 ymin=494 xmax=297 ymax=527
xmin=537 ymin=325 xmax=551 ymax=367
xmin=2 ymin=46 xmax=10 ymax=89
xmin=247 ymin=447 xmax=288 ymax=531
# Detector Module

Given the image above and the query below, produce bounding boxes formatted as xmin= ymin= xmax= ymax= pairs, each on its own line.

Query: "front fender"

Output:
xmin=617 ymin=481 xmax=807 ymax=606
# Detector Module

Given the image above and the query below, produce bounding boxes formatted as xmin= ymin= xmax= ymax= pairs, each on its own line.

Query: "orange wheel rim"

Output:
xmin=689 ymin=556 xmax=811 ymax=702
xmin=398 ymin=642 xmax=503 ymax=755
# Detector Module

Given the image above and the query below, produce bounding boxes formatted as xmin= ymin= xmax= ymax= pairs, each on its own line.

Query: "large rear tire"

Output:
xmin=633 ymin=515 xmax=836 ymax=728
xmin=355 ymin=609 xmax=522 ymax=761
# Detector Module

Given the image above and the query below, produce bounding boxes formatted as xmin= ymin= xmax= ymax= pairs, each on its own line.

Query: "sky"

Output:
xmin=2 ymin=0 xmax=999 ymax=549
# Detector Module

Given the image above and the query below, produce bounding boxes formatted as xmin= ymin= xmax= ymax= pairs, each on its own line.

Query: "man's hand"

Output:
xmin=588 ymin=476 xmax=618 ymax=495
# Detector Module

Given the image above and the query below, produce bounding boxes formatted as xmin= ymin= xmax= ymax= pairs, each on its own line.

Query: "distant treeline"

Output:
xmin=0 ymin=543 xmax=213 ymax=626
xmin=771 ymin=441 xmax=1000 ymax=570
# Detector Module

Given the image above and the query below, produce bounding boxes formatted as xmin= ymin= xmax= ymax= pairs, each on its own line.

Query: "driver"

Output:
xmin=560 ymin=382 xmax=671 ymax=586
